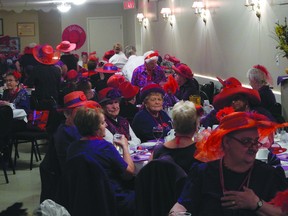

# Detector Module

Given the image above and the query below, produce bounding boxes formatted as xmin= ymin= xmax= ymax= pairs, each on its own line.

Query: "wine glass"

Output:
xmin=152 ymin=125 xmax=163 ymax=145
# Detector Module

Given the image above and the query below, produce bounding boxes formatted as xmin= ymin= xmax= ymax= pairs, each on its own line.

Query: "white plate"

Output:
xmin=141 ymin=141 xmax=157 ymax=149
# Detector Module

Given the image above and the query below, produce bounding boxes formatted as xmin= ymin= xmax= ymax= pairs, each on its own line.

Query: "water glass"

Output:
xmin=113 ymin=133 xmax=123 ymax=154
xmin=152 ymin=125 xmax=163 ymax=144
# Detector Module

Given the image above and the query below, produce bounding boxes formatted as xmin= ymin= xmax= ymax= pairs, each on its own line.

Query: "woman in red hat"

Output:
xmin=56 ymin=41 xmax=78 ymax=72
xmin=132 ymin=83 xmax=172 ymax=142
xmin=98 ymin=87 xmax=141 ymax=147
xmin=170 ymin=112 xmax=288 ymax=216
xmin=174 ymin=63 xmax=200 ymax=101
xmin=26 ymin=44 xmax=62 ymax=110
xmin=131 ymin=50 xmax=166 ymax=88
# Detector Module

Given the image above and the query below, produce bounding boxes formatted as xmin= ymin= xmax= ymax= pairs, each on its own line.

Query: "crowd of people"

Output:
xmin=0 ymin=40 xmax=287 ymax=216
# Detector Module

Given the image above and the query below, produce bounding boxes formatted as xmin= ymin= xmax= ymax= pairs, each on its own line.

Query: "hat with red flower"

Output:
xmin=213 ymin=77 xmax=261 ymax=110
xmin=98 ymin=87 xmax=122 ymax=104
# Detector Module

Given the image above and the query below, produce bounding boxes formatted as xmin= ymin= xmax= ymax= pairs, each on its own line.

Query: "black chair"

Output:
xmin=0 ymin=105 xmax=15 ymax=183
xmin=56 ymin=153 xmax=117 ymax=216
xmin=200 ymin=81 xmax=215 ymax=104
xmin=135 ymin=158 xmax=187 ymax=216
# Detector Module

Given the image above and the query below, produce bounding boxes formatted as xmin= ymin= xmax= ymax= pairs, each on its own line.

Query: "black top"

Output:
xmin=60 ymin=54 xmax=78 ymax=71
xmin=175 ymin=78 xmax=200 ymax=101
xmin=153 ymin=143 xmax=200 ymax=173
xmin=178 ymin=159 xmax=288 ymax=216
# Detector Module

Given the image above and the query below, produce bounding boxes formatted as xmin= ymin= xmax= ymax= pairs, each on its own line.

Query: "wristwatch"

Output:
xmin=254 ymin=199 xmax=263 ymax=211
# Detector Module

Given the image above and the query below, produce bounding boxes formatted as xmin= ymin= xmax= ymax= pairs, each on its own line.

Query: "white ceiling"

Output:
xmin=0 ymin=0 xmax=123 ymax=8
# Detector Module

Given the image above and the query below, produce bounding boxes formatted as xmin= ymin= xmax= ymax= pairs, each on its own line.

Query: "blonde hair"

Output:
xmin=172 ymin=100 xmax=197 ymax=134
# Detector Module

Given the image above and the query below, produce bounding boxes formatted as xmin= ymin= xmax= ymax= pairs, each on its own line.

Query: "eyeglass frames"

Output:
xmin=226 ymin=135 xmax=263 ymax=148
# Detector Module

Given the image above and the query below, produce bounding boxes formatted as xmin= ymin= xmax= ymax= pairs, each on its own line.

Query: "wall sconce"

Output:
xmin=137 ymin=13 xmax=145 ymax=24
xmin=245 ymin=0 xmax=261 ymax=20
xmin=160 ymin=8 xmax=172 ymax=21
xmin=160 ymin=8 xmax=174 ymax=27
xmin=192 ymin=1 xmax=207 ymax=25
xmin=57 ymin=2 xmax=71 ymax=13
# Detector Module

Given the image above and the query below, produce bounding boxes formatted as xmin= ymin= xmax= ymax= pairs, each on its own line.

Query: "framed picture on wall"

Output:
xmin=17 ymin=22 xmax=35 ymax=36
xmin=0 ymin=19 xmax=3 ymax=36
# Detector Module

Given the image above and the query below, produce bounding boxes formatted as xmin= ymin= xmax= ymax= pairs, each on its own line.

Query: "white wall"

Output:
xmin=137 ymin=0 xmax=288 ymax=95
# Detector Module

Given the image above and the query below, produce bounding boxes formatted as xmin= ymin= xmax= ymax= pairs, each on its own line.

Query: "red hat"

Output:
xmin=95 ymin=63 xmax=120 ymax=74
xmin=195 ymin=112 xmax=288 ymax=162
xmin=24 ymin=46 xmax=33 ymax=54
xmin=66 ymin=69 xmax=78 ymax=80
xmin=56 ymin=41 xmax=76 ymax=53
xmin=119 ymin=81 xmax=139 ymax=99
xmin=107 ymin=74 xmax=126 ymax=89
xmin=98 ymin=87 xmax=122 ymax=104
xmin=140 ymin=83 xmax=165 ymax=102
xmin=62 ymin=24 xmax=86 ymax=50
xmin=144 ymin=50 xmax=159 ymax=63
xmin=164 ymin=54 xmax=180 ymax=65
xmin=213 ymin=77 xmax=261 ymax=110
xmin=175 ymin=63 xmax=193 ymax=79
xmin=163 ymin=74 xmax=179 ymax=94
xmin=249 ymin=64 xmax=273 ymax=86
xmin=62 ymin=91 xmax=87 ymax=109
xmin=103 ymin=50 xmax=115 ymax=61
xmin=11 ymin=71 xmax=22 ymax=81
xmin=33 ymin=44 xmax=60 ymax=65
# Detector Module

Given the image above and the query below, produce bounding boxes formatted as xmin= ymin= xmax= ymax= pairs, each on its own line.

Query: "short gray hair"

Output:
xmin=172 ymin=100 xmax=197 ymax=134
xmin=124 ymin=45 xmax=136 ymax=58
xmin=247 ymin=68 xmax=267 ymax=85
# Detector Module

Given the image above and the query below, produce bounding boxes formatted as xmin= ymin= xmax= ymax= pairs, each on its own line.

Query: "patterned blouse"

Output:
xmin=2 ymin=88 xmax=30 ymax=112
xmin=131 ymin=64 xmax=166 ymax=88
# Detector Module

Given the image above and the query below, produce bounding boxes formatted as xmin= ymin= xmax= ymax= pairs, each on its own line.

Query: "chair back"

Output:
xmin=135 ymin=158 xmax=187 ymax=216
xmin=56 ymin=153 xmax=117 ymax=216
xmin=200 ymin=81 xmax=215 ymax=104
xmin=0 ymin=105 xmax=13 ymax=148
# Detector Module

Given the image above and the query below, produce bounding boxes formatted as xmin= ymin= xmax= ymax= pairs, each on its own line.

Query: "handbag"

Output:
xmin=27 ymin=110 xmax=49 ymax=131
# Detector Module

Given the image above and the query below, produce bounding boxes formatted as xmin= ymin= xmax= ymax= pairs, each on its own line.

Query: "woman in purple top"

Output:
xmin=131 ymin=51 xmax=166 ymax=88
xmin=67 ymin=106 xmax=135 ymax=216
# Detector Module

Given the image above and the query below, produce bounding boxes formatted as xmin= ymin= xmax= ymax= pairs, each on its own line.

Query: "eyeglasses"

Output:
xmin=5 ymin=79 xmax=16 ymax=82
xmin=227 ymin=135 xmax=263 ymax=148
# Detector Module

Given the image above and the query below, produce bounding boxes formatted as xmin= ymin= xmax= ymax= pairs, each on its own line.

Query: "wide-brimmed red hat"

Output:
xmin=140 ymin=83 xmax=165 ymax=102
xmin=119 ymin=81 xmax=139 ymax=99
xmin=107 ymin=74 xmax=126 ymax=88
xmin=62 ymin=24 xmax=86 ymax=50
xmin=213 ymin=77 xmax=261 ymax=110
xmin=95 ymin=63 xmax=120 ymax=74
xmin=98 ymin=87 xmax=122 ymax=104
xmin=56 ymin=41 xmax=76 ymax=53
xmin=175 ymin=63 xmax=193 ymax=79
xmin=194 ymin=112 xmax=288 ymax=162
xmin=33 ymin=44 xmax=60 ymax=65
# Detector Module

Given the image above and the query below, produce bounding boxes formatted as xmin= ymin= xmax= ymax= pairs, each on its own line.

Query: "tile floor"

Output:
xmin=0 ymin=142 xmax=47 ymax=215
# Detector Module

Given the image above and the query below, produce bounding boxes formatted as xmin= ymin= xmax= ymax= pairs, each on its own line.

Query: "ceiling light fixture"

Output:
xmin=57 ymin=2 xmax=71 ymax=13
xmin=71 ymin=0 xmax=86 ymax=5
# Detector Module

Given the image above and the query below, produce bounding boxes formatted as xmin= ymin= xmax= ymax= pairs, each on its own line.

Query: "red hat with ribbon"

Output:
xmin=62 ymin=24 xmax=86 ymax=50
xmin=33 ymin=44 xmax=60 ymax=65
xmin=95 ymin=63 xmax=120 ymax=74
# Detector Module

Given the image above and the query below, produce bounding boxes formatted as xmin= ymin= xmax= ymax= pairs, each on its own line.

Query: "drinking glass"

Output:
xmin=152 ymin=125 xmax=163 ymax=144
xmin=175 ymin=212 xmax=191 ymax=216
xmin=113 ymin=133 xmax=123 ymax=154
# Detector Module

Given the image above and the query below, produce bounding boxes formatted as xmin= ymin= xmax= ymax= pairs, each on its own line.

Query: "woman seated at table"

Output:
xmin=170 ymin=112 xmax=288 ymax=216
xmin=98 ymin=87 xmax=141 ymax=146
xmin=152 ymin=100 xmax=200 ymax=174
xmin=0 ymin=71 xmax=30 ymax=131
xmin=67 ymin=106 xmax=135 ymax=216
xmin=132 ymin=83 xmax=172 ymax=142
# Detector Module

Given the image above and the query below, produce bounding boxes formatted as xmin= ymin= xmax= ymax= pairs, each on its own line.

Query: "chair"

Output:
xmin=135 ymin=158 xmax=187 ymax=216
xmin=199 ymin=90 xmax=209 ymax=106
xmin=0 ymin=105 xmax=15 ymax=183
xmin=200 ymin=82 xmax=215 ymax=104
xmin=56 ymin=153 xmax=117 ymax=216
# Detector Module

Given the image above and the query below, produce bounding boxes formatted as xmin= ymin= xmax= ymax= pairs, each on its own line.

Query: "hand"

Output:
xmin=113 ymin=135 xmax=129 ymax=149
xmin=221 ymin=187 xmax=259 ymax=210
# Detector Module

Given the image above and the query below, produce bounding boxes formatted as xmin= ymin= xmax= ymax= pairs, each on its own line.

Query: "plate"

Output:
xmin=132 ymin=153 xmax=151 ymax=162
xmin=277 ymin=153 xmax=288 ymax=162
xmin=141 ymin=141 xmax=157 ymax=149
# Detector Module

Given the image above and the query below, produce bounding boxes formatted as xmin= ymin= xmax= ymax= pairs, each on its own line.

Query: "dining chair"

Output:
xmin=135 ymin=158 xmax=187 ymax=216
xmin=56 ymin=153 xmax=117 ymax=216
xmin=0 ymin=105 xmax=15 ymax=183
